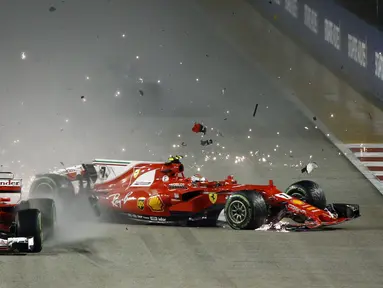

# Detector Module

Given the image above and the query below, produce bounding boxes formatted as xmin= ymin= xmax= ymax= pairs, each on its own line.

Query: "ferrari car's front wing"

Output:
xmin=271 ymin=193 xmax=360 ymax=230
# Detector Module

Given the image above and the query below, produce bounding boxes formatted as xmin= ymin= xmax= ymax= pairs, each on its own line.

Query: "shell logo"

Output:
xmin=148 ymin=196 xmax=164 ymax=212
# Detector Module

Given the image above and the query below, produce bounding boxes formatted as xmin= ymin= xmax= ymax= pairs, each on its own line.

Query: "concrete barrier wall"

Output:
xmin=247 ymin=0 xmax=383 ymax=103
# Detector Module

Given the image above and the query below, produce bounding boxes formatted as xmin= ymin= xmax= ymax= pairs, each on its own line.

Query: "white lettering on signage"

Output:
xmin=324 ymin=19 xmax=340 ymax=50
xmin=285 ymin=0 xmax=298 ymax=18
xmin=348 ymin=34 xmax=367 ymax=68
xmin=304 ymin=4 xmax=318 ymax=34
xmin=375 ymin=52 xmax=383 ymax=81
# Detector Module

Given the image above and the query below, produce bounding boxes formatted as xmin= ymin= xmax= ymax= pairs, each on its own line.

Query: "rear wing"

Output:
xmin=0 ymin=172 xmax=15 ymax=180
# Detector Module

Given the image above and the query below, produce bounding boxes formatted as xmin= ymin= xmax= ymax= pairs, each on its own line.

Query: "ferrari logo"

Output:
xmin=137 ymin=198 xmax=145 ymax=210
xmin=208 ymin=193 xmax=217 ymax=204
xmin=133 ymin=169 xmax=140 ymax=179
xmin=148 ymin=196 xmax=164 ymax=212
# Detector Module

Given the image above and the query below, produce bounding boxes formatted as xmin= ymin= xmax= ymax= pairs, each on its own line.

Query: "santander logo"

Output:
xmin=0 ymin=180 xmax=21 ymax=186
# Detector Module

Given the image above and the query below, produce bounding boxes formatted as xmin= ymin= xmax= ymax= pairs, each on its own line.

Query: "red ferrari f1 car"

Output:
xmin=29 ymin=156 xmax=360 ymax=230
xmin=0 ymin=172 xmax=56 ymax=252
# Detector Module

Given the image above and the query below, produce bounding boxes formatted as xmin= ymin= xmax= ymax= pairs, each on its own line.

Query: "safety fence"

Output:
xmin=247 ymin=0 xmax=383 ymax=104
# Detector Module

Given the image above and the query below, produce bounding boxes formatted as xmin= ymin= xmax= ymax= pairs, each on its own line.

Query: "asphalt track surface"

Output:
xmin=1 ymin=1 xmax=383 ymax=288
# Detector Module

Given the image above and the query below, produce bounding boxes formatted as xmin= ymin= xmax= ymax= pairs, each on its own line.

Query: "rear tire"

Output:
xmin=16 ymin=209 xmax=43 ymax=253
xmin=29 ymin=175 xmax=75 ymax=210
xmin=224 ymin=191 xmax=267 ymax=230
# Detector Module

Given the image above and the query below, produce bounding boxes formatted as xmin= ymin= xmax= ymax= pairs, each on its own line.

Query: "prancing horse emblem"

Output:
xmin=209 ymin=192 xmax=217 ymax=204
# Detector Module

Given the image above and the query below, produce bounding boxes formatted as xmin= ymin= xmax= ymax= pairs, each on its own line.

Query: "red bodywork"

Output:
xmin=89 ymin=160 xmax=356 ymax=228
xmin=0 ymin=182 xmax=21 ymax=234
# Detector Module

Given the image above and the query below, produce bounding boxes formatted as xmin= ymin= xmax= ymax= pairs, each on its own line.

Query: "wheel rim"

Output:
xmin=228 ymin=200 xmax=247 ymax=224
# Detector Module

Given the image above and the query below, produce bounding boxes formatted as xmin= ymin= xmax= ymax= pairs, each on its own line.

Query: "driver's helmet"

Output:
xmin=191 ymin=174 xmax=206 ymax=183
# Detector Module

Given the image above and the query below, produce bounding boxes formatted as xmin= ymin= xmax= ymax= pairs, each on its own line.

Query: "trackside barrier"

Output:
xmin=247 ymin=0 xmax=383 ymax=103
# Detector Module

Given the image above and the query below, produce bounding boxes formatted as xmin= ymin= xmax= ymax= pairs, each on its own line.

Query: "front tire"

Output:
xmin=224 ymin=191 xmax=267 ymax=230
xmin=18 ymin=198 xmax=56 ymax=238
xmin=285 ymin=180 xmax=327 ymax=209
xmin=16 ymin=209 xmax=43 ymax=253
xmin=285 ymin=180 xmax=327 ymax=223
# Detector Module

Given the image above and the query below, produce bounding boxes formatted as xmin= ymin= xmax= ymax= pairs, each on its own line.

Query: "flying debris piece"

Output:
xmin=139 ymin=89 xmax=144 ymax=96
xmin=222 ymin=88 xmax=226 ymax=95
xmin=192 ymin=122 xmax=207 ymax=135
xmin=21 ymin=52 xmax=26 ymax=60
xmin=313 ymin=116 xmax=317 ymax=121
xmin=201 ymin=139 xmax=213 ymax=146
xmin=49 ymin=6 xmax=56 ymax=12
xmin=80 ymin=96 xmax=86 ymax=102
xmin=181 ymin=142 xmax=187 ymax=147
xmin=224 ymin=118 xmax=227 ymax=121
xmin=253 ymin=104 xmax=259 ymax=117
xmin=301 ymin=162 xmax=318 ymax=174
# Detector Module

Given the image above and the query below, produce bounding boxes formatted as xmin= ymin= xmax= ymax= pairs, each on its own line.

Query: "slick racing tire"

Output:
xmin=285 ymin=180 xmax=327 ymax=209
xmin=285 ymin=180 xmax=327 ymax=223
xmin=16 ymin=209 xmax=43 ymax=253
xmin=29 ymin=174 xmax=75 ymax=202
xmin=18 ymin=198 xmax=56 ymax=239
xmin=224 ymin=191 xmax=267 ymax=230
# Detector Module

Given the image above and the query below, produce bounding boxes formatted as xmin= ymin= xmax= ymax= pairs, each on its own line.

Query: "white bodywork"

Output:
xmin=92 ymin=159 xmax=162 ymax=185
xmin=49 ymin=159 xmax=163 ymax=192
xmin=53 ymin=165 xmax=85 ymax=177
xmin=131 ymin=169 xmax=157 ymax=187
xmin=0 ymin=172 xmax=15 ymax=180
xmin=0 ymin=237 xmax=34 ymax=251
